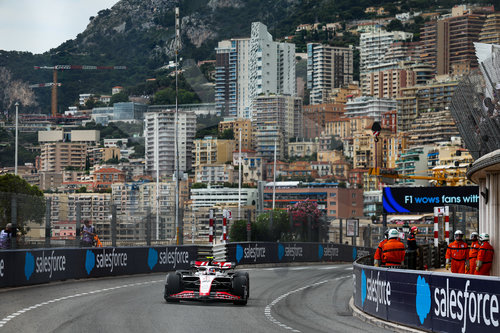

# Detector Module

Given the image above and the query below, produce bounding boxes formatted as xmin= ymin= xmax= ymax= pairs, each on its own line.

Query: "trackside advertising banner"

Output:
xmin=0 ymin=246 xmax=197 ymax=288
xmin=353 ymin=262 xmax=500 ymax=333
xmin=225 ymin=242 xmax=374 ymax=265
xmin=383 ymin=186 xmax=479 ymax=213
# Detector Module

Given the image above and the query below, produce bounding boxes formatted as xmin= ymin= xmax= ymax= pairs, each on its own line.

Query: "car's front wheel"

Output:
xmin=232 ymin=275 xmax=249 ymax=305
xmin=164 ymin=272 xmax=182 ymax=303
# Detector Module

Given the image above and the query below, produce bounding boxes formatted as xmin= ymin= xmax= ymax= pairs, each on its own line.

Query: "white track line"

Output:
xmin=264 ymin=275 xmax=350 ymax=332
xmin=0 ymin=280 xmax=163 ymax=329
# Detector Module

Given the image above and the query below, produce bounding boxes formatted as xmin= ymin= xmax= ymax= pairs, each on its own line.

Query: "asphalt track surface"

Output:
xmin=0 ymin=264 xmax=391 ymax=333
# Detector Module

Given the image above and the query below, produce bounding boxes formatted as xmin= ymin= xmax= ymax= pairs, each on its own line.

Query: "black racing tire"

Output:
xmin=164 ymin=272 xmax=182 ymax=303
xmin=232 ymin=275 xmax=249 ymax=305
xmin=233 ymin=271 xmax=250 ymax=298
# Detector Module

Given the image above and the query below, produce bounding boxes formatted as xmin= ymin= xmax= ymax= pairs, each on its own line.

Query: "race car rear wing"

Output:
xmin=191 ymin=261 xmax=236 ymax=269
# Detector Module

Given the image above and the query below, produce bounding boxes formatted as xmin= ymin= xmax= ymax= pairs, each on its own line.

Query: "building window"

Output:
xmin=330 ymin=210 xmax=336 ymax=214
xmin=330 ymin=193 xmax=337 ymax=198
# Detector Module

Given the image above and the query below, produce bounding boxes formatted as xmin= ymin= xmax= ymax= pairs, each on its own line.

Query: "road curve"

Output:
xmin=0 ymin=264 xmax=390 ymax=333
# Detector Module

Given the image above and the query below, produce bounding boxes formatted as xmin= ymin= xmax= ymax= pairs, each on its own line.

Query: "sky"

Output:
xmin=0 ymin=0 xmax=120 ymax=54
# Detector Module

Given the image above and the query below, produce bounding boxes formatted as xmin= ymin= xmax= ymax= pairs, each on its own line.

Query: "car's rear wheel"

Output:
xmin=164 ymin=272 xmax=182 ymax=303
xmin=232 ymin=275 xmax=249 ymax=305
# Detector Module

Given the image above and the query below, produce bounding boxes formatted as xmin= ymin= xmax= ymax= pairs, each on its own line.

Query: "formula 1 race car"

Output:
xmin=164 ymin=258 xmax=249 ymax=305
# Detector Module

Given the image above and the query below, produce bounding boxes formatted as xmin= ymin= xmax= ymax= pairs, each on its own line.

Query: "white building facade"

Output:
xmin=144 ymin=109 xmax=196 ymax=177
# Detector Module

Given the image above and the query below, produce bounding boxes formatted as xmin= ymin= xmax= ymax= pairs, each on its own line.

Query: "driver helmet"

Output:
xmin=208 ymin=268 xmax=216 ymax=275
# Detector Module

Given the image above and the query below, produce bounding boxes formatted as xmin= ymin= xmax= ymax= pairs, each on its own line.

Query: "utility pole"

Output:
xmin=174 ymin=7 xmax=181 ymax=245
xmin=155 ymin=116 xmax=160 ymax=241
xmin=238 ymin=128 xmax=242 ymax=220
xmin=15 ymin=102 xmax=19 ymax=175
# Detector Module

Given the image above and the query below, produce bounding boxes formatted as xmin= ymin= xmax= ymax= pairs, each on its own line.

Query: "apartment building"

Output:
xmin=360 ymin=30 xmax=413 ymax=70
xmin=420 ymin=6 xmax=492 ymax=74
xmin=195 ymin=164 xmax=235 ymax=184
xmin=362 ymin=62 xmax=434 ymax=98
xmin=215 ymin=37 xmax=250 ymax=117
xmin=479 ymin=12 xmax=500 ymax=44
xmin=40 ymin=142 xmax=87 ymax=172
xmin=218 ymin=118 xmax=253 ymax=151
xmin=396 ymin=79 xmax=458 ymax=133
xmin=190 ymin=184 xmax=258 ymax=208
xmin=262 ymin=182 xmax=364 ymax=220
xmin=345 ymin=97 xmax=396 ymax=120
xmin=249 ymin=22 xmax=296 ymax=101
xmin=215 ymin=22 xmax=296 ymax=118
xmin=307 ymin=43 xmax=354 ymax=104
xmin=144 ymin=109 xmax=196 ymax=177
xmin=194 ymin=137 xmax=235 ymax=167
xmin=303 ymin=103 xmax=345 ymax=139
xmin=252 ymin=95 xmax=303 ymax=160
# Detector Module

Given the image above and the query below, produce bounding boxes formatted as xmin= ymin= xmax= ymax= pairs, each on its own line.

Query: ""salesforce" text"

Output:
xmin=35 ymin=251 xmax=66 ymax=278
xmin=96 ymin=248 xmax=127 ymax=272
xmin=158 ymin=247 xmax=189 ymax=268
xmin=366 ymin=271 xmax=391 ymax=312
xmin=434 ymin=279 xmax=499 ymax=332
xmin=244 ymin=245 xmax=266 ymax=262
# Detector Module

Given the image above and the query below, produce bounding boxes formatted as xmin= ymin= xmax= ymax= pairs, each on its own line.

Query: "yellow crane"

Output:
xmin=368 ymin=167 xmax=465 ymax=186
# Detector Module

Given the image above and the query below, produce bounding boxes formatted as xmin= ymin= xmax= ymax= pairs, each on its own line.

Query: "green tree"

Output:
xmin=218 ymin=129 xmax=234 ymax=140
xmin=0 ymin=174 xmax=45 ymax=234
xmin=386 ymin=19 xmax=404 ymax=32
xmin=254 ymin=210 xmax=291 ymax=241
xmin=110 ymin=91 xmax=129 ymax=105
xmin=76 ymin=186 xmax=87 ymax=193
xmin=229 ymin=219 xmax=249 ymax=242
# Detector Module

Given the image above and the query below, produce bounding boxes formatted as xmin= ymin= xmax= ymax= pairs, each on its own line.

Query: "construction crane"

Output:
xmin=368 ymin=167 xmax=466 ymax=186
xmin=34 ymin=65 xmax=126 ymax=117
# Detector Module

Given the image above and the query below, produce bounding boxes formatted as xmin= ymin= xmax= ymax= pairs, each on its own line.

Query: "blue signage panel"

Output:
xmin=353 ymin=263 xmax=500 ymax=333
xmin=0 ymin=246 xmax=197 ymax=288
xmin=383 ymin=186 xmax=479 ymax=213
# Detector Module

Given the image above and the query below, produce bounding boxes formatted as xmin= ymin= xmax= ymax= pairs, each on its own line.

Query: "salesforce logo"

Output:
xmin=85 ymin=250 xmax=95 ymax=275
xmin=278 ymin=244 xmax=284 ymax=261
xmin=416 ymin=275 xmax=431 ymax=324
xmin=148 ymin=248 xmax=158 ymax=270
xmin=236 ymin=245 xmax=243 ymax=263
xmin=24 ymin=252 xmax=35 ymax=280
xmin=361 ymin=269 xmax=367 ymax=306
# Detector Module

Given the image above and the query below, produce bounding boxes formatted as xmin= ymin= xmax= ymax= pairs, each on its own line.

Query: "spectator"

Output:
xmin=0 ymin=223 xmax=13 ymax=249
xmin=81 ymin=220 xmax=96 ymax=247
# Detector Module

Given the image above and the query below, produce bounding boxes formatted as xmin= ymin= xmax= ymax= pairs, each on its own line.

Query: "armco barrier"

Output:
xmin=353 ymin=259 xmax=500 ymax=333
xmin=225 ymin=242 xmax=374 ymax=265
xmin=0 ymin=246 xmax=197 ymax=288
